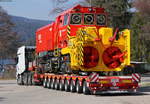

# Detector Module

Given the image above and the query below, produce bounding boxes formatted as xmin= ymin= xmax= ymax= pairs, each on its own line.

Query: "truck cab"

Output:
xmin=16 ymin=46 xmax=35 ymax=85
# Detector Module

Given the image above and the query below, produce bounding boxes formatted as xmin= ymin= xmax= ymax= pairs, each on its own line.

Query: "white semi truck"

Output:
xmin=16 ymin=46 xmax=35 ymax=85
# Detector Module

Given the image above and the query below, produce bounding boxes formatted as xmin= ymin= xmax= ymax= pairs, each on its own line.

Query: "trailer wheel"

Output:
xmin=59 ymin=79 xmax=65 ymax=91
xmin=54 ymin=79 xmax=59 ymax=90
xmin=43 ymin=78 xmax=47 ymax=88
xmin=83 ymin=81 xmax=90 ymax=95
xmin=70 ymin=80 xmax=76 ymax=92
xmin=47 ymin=78 xmax=51 ymax=89
xmin=51 ymin=78 xmax=55 ymax=89
xmin=65 ymin=80 xmax=70 ymax=92
xmin=76 ymin=80 xmax=82 ymax=93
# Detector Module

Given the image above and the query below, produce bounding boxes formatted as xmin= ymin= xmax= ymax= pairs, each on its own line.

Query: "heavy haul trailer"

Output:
xmin=16 ymin=5 xmax=141 ymax=94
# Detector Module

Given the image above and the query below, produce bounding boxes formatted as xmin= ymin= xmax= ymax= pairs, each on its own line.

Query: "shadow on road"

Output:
xmin=0 ymin=82 xmax=16 ymax=85
xmin=94 ymin=86 xmax=150 ymax=97
xmin=95 ymin=92 xmax=149 ymax=97
xmin=0 ymin=97 xmax=6 ymax=102
xmin=139 ymin=86 xmax=150 ymax=93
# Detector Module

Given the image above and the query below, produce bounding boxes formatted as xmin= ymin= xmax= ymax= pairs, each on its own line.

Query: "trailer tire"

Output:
xmin=43 ymin=78 xmax=47 ymax=88
xmin=76 ymin=80 xmax=82 ymax=93
xmin=54 ymin=79 xmax=59 ymax=90
xmin=65 ymin=80 xmax=70 ymax=92
xmin=51 ymin=78 xmax=55 ymax=89
xmin=70 ymin=80 xmax=76 ymax=92
xmin=47 ymin=78 xmax=51 ymax=89
xmin=59 ymin=79 xmax=65 ymax=91
xmin=83 ymin=81 xmax=90 ymax=95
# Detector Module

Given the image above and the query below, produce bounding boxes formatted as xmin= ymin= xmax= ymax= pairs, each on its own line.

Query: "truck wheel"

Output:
xmin=31 ymin=73 xmax=35 ymax=85
xmin=28 ymin=73 xmax=32 ymax=85
xmin=65 ymin=80 xmax=70 ymax=92
xmin=54 ymin=79 xmax=59 ymax=90
xmin=59 ymin=79 xmax=65 ymax=91
xmin=47 ymin=78 xmax=51 ymax=89
xmin=17 ymin=75 xmax=20 ymax=85
xmin=51 ymin=78 xmax=55 ymax=89
xmin=43 ymin=78 xmax=47 ymax=88
xmin=70 ymin=80 xmax=76 ymax=92
xmin=23 ymin=73 xmax=28 ymax=86
xmin=76 ymin=80 xmax=82 ymax=93
xmin=17 ymin=74 xmax=23 ymax=85
xmin=83 ymin=81 xmax=90 ymax=95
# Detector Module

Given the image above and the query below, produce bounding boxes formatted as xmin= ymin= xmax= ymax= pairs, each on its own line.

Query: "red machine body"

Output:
xmin=36 ymin=5 xmax=106 ymax=53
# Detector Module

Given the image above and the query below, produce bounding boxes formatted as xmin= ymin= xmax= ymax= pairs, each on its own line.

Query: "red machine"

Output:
xmin=36 ymin=5 xmax=106 ymax=53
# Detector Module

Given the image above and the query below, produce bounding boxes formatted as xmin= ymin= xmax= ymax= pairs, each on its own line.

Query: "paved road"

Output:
xmin=0 ymin=78 xmax=150 ymax=104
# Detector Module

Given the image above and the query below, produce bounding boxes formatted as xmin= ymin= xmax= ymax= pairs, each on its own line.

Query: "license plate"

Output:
xmin=110 ymin=87 xmax=119 ymax=90
xmin=111 ymin=79 xmax=119 ymax=83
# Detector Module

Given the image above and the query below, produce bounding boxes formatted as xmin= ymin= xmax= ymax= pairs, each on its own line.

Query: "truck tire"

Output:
xmin=65 ymin=80 xmax=70 ymax=92
xmin=76 ymin=80 xmax=82 ymax=93
xmin=83 ymin=81 xmax=90 ymax=95
xmin=28 ymin=73 xmax=32 ymax=85
xmin=43 ymin=78 xmax=47 ymax=88
xmin=17 ymin=74 xmax=23 ymax=85
xmin=17 ymin=75 xmax=20 ymax=85
xmin=59 ymin=79 xmax=65 ymax=91
xmin=70 ymin=80 xmax=76 ymax=92
xmin=23 ymin=73 xmax=28 ymax=86
xmin=31 ymin=73 xmax=35 ymax=85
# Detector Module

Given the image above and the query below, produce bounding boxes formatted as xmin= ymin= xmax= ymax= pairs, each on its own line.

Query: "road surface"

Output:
xmin=0 ymin=79 xmax=150 ymax=104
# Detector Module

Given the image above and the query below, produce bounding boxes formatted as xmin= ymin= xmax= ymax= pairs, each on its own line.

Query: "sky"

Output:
xmin=0 ymin=0 xmax=83 ymax=20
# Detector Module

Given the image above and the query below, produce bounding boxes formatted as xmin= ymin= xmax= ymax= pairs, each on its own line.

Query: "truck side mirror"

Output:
xmin=15 ymin=57 xmax=18 ymax=64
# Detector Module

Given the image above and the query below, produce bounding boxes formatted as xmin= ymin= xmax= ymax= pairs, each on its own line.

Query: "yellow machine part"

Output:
xmin=98 ymin=28 xmax=130 ymax=71
xmin=61 ymin=27 xmax=130 ymax=72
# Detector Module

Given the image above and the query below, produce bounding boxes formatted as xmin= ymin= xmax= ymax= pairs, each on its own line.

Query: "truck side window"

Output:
xmin=63 ymin=14 xmax=69 ymax=25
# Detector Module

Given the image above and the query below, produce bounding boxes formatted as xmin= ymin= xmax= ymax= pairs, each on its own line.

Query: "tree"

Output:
xmin=133 ymin=0 xmax=150 ymax=35
xmin=49 ymin=0 xmax=69 ymax=14
xmin=131 ymin=0 xmax=150 ymax=62
xmin=130 ymin=13 xmax=144 ymax=61
xmin=0 ymin=6 xmax=21 ymax=59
